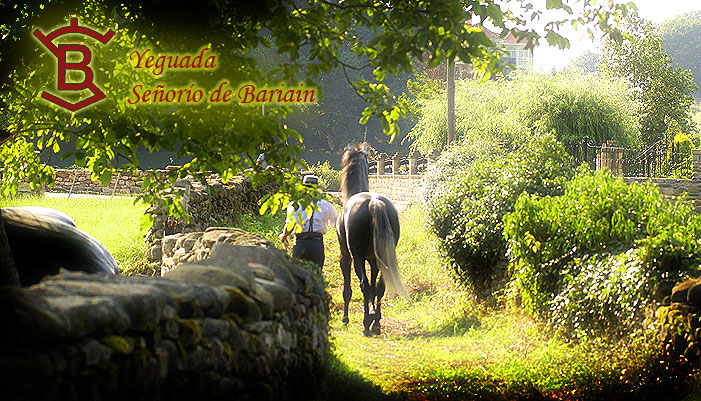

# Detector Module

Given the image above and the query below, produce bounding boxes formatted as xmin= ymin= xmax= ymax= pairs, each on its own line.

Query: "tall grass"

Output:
xmin=0 ymin=195 xmax=149 ymax=275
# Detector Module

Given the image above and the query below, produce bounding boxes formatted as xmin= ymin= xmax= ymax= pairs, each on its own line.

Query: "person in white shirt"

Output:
xmin=278 ymin=175 xmax=338 ymax=268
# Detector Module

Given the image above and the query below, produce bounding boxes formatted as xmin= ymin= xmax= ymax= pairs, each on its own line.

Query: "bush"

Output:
xmin=427 ymin=133 xmax=575 ymax=296
xmin=310 ymin=160 xmax=340 ymax=192
xmin=504 ymin=170 xmax=701 ymax=337
xmin=668 ymin=132 xmax=695 ymax=178
xmin=419 ymin=139 xmax=502 ymax=204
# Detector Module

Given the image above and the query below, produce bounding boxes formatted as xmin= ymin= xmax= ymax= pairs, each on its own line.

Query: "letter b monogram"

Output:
xmin=34 ymin=18 xmax=114 ymax=112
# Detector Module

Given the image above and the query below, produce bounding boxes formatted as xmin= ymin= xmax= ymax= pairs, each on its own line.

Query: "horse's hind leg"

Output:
xmin=340 ymin=250 xmax=352 ymax=325
xmin=370 ymin=260 xmax=385 ymax=336
xmin=351 ymin=257 xmax=373 ymax=337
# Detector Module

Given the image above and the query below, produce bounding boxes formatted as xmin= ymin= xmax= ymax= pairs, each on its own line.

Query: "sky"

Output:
xmin=531 ymin=0 xmax=701 ymax=72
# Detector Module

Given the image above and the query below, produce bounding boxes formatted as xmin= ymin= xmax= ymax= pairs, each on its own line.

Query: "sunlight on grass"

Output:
xmin=1 ymin=195 xmax=149 ymax=274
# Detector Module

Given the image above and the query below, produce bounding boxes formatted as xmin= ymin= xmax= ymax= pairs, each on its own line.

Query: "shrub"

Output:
xmin=419 ymin=139 xmax=502 ymax=204
xmin=668 ymin=132 xmax=695 ymax=178
xmin=505 ymin=170 xmax=701 ymax=337
xmin=427 ymin=133 xmax=575 ymax=296
xmin=310 ymin=160 xmax=340 ymax=192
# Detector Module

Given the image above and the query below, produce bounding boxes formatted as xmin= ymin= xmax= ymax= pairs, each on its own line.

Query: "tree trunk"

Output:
xmin=446 ymin=58 xmax=456 ymax=145
xmin=0 ymin=208 xmax=20 ymax=287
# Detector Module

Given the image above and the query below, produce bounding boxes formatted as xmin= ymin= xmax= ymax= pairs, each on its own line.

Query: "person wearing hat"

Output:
xmin=278 ymin=174 xmax=338 ymax=268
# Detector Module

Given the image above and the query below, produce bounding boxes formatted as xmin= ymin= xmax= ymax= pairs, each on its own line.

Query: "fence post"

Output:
xmin=596 ymin=140 xmax=624 ymax=176
xmin=408 ymin=152 xmax=419 ymax=175
xmin=693 ymin=149 xmax=701 ymax=180
xmin=391 ymin=153 xmax=400 ymax=175
xmin=376 ymin=154 xmax=386 ymax=175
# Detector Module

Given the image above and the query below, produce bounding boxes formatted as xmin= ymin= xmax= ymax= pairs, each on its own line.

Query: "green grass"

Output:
xmin=1 ymin=195 xmax=150 ymax=275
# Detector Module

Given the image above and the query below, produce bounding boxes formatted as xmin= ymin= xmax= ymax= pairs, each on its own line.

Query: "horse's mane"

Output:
xmin=340 ymin=145 xmax=369 ymax=201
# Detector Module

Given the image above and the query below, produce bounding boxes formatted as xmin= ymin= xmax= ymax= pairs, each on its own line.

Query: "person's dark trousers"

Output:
xmin=292 ymin=232 xmax=325 ymax=268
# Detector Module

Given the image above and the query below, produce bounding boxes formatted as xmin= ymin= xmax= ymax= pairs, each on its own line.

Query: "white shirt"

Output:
xmin=286 ymin=200 xmax=338 ymax=234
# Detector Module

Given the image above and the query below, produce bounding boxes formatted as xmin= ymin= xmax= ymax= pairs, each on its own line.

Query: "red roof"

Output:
xmin=481 ymin=26 xmax=526 ymax=45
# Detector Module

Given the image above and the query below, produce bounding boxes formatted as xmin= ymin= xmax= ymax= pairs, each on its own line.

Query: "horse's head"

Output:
xmin=340 ymin=142 xmax=370 ymax=200
xmin=341 ymin=142 xmax=369 ymax=168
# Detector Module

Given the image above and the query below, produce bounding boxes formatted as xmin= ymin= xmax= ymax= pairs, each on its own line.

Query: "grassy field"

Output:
xmin=4 ymin=195 xmax=701 ymax=399
xmin=0 ymin=195 xmax=150 ymax=275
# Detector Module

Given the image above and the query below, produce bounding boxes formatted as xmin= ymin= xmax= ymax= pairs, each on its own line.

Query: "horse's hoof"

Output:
xmin=371 ymin=322 xmax=381 ymax=336
xmin=363 ymin=328 xmax=372 ymax=337
xmin=342 ymin=317 xmax=349 ymax=325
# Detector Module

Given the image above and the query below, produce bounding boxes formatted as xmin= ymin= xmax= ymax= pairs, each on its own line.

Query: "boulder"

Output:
xmin=672 ymin=279 xmax=701 ymax=304
xmin=2 ymin=207 xmax=118 ymax=286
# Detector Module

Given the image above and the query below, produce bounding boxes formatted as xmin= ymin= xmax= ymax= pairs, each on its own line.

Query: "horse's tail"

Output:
xmin=369 ymin=198 xmax=410 ymax=301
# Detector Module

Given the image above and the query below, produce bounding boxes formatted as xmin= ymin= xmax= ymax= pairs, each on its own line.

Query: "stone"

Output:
xmin=164 ymin=263 xmax=252 ymax=291
xmin=34 ymin=278 xmax=170 ymax=332
xmin=147 ymin=245 xmax=163 ymax=262
xmin=249 ymin=263 xmax=275 ymax=281
xmin=183 ymin=237 xmax=198 ymax=252
xmin=80 ymin=339 xmax=112 ymax=367
xmin=672 ymin=279 xmax=701 ymax=304
xmin=254 ymin=278 xmax=296 ymax=312
xmin=222 ymin=287 xmax=250 ymax=316
xmin=249 ymin=284 xmax=275 ymax=319
xmin=688 ymin=283 xmax=701 ymax=308
xmin=162 ymin=234 xmax=183 ymax=255
xmin=653 ymin=280 xmax=676 ymax=302
xmin=197 ymin=244 xmax=257 ymax=288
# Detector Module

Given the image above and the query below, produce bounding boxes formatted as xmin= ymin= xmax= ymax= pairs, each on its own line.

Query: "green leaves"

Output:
xmin=600 ymin=11 xmax=697 ymax=145
xmin=406 ymin=71 xmax=640 ymax=155
xmin=544 ymin=30 xmax=571 ymax=49
xmin=426 ymin=133 xmax=575 ymax=297
xmin=504 ymin=168 xmax=701 ymax=338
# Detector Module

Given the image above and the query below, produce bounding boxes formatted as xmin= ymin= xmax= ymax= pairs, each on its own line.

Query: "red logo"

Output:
xmin=34 ymin=18 xmax=115 ymax=112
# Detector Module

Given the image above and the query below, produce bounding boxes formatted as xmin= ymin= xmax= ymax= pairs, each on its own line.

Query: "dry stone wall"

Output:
xmin=144 ymin=176 xmax=278 ymax=264
xmin=0 ymin=242 xmax=329 ymax=401
xmin=656 ymin=279 xmax=701 ymax=363
xmin=52 ymin=169 xmax=147 ymax=195
xmin=160 ymin=227 xmax=274 ymax=276
xmin=624 ymin=177 xmax=701 ymax=210
xmin=368 ymin=175 xmax=422 ymax=204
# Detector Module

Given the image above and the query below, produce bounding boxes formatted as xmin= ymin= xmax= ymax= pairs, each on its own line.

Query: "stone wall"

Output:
xmin=159 ymin=227 xmax=274 ymax=276
xmin=367 ymin=173 xmax=701 ymax=209
xmin=52 ymin=169 xmax=148 ymax=195
xmin=368 ymin=175 xmax=422 ymax=204
xmin=143 ymin=177 xmax=278 ymax=264
xmin=655 ymin=279 xmax=701 ymax=368
xmin=624 ymin=177 xmax=701 ymax=210
xmin=0 ymin=241 xmax=329 ymax=401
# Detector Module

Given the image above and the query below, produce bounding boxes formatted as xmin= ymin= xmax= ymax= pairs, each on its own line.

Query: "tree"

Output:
xmin=657 ymin=12 xmax=701 ymax=101
xmin=405 ymin=71 xmax=640 ymax=154
xmin=601 ymin=12 xmax=697 ymax=145
xmin=0 ymin=0 xmax=632 ymax=285
xmin=567 ymin=49 xmax=600 ymax=75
